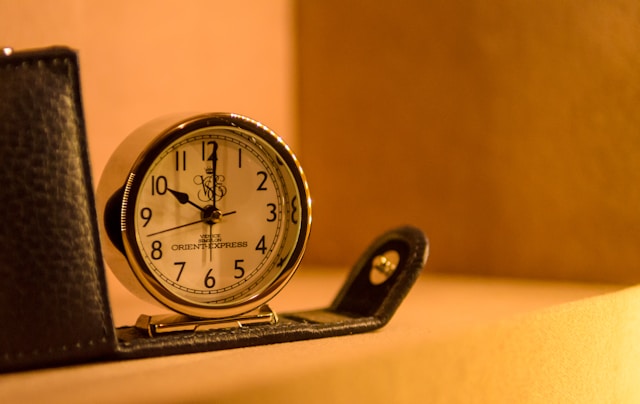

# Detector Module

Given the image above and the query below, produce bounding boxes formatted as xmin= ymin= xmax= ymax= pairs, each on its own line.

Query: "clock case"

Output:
xmin=97 ymin=112 xmax=313 ymax=322
xmin=0 ymin=46 xmax=429 ymax=373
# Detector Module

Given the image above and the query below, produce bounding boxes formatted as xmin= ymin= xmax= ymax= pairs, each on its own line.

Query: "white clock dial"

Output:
xmin=100 ymin=114 xmax=310 ymax=319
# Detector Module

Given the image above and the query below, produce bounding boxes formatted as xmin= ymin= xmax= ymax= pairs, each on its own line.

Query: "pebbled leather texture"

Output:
xmin=0 ymin=47 xmax=116 ymax=372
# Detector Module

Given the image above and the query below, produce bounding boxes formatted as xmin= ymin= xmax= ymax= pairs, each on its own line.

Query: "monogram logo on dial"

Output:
xmin=194 ymin=174 xmax=227 ymax=203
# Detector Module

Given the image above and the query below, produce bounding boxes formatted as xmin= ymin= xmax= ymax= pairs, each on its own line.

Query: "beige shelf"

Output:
xmin=1 ymin=268 xmax=636 ymax=403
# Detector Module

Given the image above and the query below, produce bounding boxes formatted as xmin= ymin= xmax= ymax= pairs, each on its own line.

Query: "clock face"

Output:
xmin=120 ymin=116 xmax=310 ymax=318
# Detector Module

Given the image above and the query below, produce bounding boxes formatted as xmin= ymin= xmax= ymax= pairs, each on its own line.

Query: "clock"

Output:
xmin=97 ymin=113 xmax=311 ymax=328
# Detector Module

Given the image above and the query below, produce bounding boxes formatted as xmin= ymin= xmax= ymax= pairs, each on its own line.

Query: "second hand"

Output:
xmin=146 ymin=211 xmax=237 ymax=237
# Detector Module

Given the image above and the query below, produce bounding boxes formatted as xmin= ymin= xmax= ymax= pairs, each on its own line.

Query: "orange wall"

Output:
xmin=0 ymin=0 xmax=296 ymax=181
xmin=297 ymin=1 xmax=640 ymax=283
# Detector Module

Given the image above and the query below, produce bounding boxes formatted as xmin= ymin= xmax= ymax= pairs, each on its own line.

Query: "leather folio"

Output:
xmin=0 ymin=46 xmax=428 ymax=372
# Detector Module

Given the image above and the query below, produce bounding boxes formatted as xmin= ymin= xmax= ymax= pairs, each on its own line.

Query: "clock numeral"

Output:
xmin=151 ymin=175 xmax=168 ymax=195
xmin=255 ymin=235 xmax=267 ymax=255
xmin=204 ymin=268 xmax=216 ymax=288
xmin=238 ymin=148 xmax=242 ymax=168
xmin=234 ymin=259 xmax=245 ymax=279
xmin=174 ymin=261 xmax=186 ymax=281
xmin=151 ymin=240 xmax=163 ymax=260
xmin=266 ymin=203 xmax=277 ymax=222
xmin=202 ymin=141 xmax=217 ymax=161
xmin=140 ymin=207 xmax=152 ymax=227
xmin=291 ymin=196 xmax=299 ymax=225
xmin=175 ymin=150 xmax=186 ymax=171
xmin=256 ymin=171 xmax=268 ymax=191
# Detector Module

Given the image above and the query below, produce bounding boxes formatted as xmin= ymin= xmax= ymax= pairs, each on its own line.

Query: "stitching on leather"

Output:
xmin=0 ymin=54 xmax=114 ymax=363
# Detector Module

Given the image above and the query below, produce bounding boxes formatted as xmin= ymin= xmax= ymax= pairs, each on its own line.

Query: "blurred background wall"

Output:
xmin=297 ymin=1 xmax=640 ymax=283
xmin=1 ymin=0 xmax=639 ymax=284
xmin=0 ymin=0 xmax=296 ymax=181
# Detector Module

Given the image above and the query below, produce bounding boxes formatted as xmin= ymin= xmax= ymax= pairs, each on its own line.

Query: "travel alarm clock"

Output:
xmin=97 ymin=113 xmax=311 ymax=332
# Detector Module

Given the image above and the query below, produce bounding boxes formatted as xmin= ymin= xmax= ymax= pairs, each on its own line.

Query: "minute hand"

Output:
xmin=208 ymin=141 xmax=219 ymax=209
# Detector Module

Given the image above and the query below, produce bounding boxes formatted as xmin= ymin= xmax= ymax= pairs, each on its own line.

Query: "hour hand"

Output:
xmin=167 ymin=188 xmax=204 ymax=211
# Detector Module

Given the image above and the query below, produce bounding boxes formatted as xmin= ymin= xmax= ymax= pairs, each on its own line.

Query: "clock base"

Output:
xmin=135 ymin=305 xmax=277 ymax=337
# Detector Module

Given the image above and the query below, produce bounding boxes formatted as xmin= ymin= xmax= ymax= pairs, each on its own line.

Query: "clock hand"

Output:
xmin=146 ymin=218 xmax=204 ymax=237
xmin=147 ymin=210 xmax=237 ymax=237
xmin=208 ymin=141 xmax=219 ymax=210
xmin=208 ymin=221 xmax=213 ymax=261
xmin=167 ymin=188 xmax=205 ymax=211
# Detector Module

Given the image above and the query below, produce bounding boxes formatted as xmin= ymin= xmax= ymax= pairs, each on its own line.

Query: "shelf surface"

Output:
xmin=1 ymin=267 xmax=636 ymax=403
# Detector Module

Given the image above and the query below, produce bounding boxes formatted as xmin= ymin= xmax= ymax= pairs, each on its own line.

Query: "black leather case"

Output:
xmin=0 ymin=47 xmax=428 ymax=372
xmin=0 ymin=46 xmax=117 ymax=371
